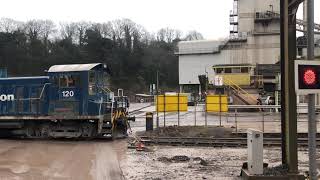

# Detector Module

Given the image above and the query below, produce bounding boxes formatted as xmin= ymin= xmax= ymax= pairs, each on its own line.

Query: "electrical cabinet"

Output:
xmin=247 ymin=129 xmax=263 ymax=175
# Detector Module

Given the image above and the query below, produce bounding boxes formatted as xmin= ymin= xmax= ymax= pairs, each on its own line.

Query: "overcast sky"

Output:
xmin=0 ymin=0 xmax=319 ymax=39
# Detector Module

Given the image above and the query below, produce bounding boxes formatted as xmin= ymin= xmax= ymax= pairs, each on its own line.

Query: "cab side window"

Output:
xmin=59 ymin=75 xmax=80 ymax=88
xmin=89 ymin=71 xmax=96 ymax=95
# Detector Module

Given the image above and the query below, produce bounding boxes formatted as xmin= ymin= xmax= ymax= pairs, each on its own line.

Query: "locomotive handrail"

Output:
xmin=13 ymin=83 xmax=50 ymax=101
xmin=118 ymin=89 xmax=124 ymax=97
xmin=99 ymin=86 xmax=112 ymax=93
xmin=88 ymin=99 xmax=112 ymax=104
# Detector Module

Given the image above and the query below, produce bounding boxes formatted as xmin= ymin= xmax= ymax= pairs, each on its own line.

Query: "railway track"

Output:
xmin=139 ymin=136 xmax=320 ymax=147
xmin=129 ymin=104 xmax=153 ymax=116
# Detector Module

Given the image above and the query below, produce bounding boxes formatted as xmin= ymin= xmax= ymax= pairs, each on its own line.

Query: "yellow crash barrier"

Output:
xmin=206 ymin=95 xmax=228 ymax=112
xmin=156 ymin=94 xmax=188 ymax=112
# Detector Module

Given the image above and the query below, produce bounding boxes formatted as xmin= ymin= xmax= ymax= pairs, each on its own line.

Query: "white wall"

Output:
xmin=179 ymin=42 xmax=280 ymax=85
xmin=179 ymin=54 xmax=228 ymax=84
xmin=302 ymin=47 xmax=320 ymax=57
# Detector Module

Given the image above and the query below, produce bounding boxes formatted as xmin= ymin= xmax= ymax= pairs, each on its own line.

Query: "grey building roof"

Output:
xmin=177 ymin=40 xmax=224 ymax=55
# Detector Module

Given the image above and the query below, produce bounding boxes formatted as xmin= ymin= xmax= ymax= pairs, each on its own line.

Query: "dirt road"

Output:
xmin=0 ymin=138 xmax=317 ymax=180
xmin=0 ymin=139 xmax=127 ymax=180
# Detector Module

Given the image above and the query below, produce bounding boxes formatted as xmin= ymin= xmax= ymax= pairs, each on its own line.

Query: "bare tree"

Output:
xmin=23 ymin=19 xmax=56 ymax=55
xmin=41 ymin=20 xmax=56 ymax=51
xmin=184 ymin=30 xmax=204 ymax=41
xmin=156 ymin=27 xmax=181 ymax=43
xmin=91 ymin=23 xmax=103 ymax=34
xmin=60 ymin=22 xmax=77 ymax=41
xmin=174 ymin=30 xmax=182 ymax=40
xmin=100 ymin=22 xmax=113 ymax=39
xmin=110 ymin=19 xmax=124 ymax=43
xmin=41 ymin=20 xmax=56 ymax=40
xmin=135 ymin=25 xmax=150 ymax=45
xmin=24 ymin=20 xmax=55 ymax=40
xmin=74 ymin=21 xmax=91 ymax=46
xmin=109 ymin=19 xmax=142 ymax=49
xmin=24 ymin=20 xmax=44 ymax=40
xmin=0 ymin=18 xmax=23 ymax=33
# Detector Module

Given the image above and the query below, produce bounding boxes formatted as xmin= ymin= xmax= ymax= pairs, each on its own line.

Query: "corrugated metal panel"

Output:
xmin=178 ymin=40 xmax=223 ymax=55
xmin=48 ymin=63 xmax=102 ymax=72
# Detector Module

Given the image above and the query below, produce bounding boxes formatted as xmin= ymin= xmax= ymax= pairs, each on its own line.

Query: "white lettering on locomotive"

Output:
xmin=0 ymin=94 xmax=14 ymax=101
xmin=62 ymin=91 xmax=74 ymax=98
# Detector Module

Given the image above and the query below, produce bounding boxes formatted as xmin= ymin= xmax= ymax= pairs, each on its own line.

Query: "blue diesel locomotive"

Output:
xmin=0 ymin=63 xmax=132 ymax=138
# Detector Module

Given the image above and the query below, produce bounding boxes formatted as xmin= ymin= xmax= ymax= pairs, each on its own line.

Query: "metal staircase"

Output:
xmin=224 ymin=77 xmax=259 ymax=105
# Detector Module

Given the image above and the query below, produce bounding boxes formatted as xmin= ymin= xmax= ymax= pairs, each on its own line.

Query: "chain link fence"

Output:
xmin=129 ymin=97 xmax=320 ymax=133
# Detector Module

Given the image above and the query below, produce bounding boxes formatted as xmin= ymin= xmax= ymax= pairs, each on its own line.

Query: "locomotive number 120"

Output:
xmin=62 ymin=90 xmax=74 ymax=98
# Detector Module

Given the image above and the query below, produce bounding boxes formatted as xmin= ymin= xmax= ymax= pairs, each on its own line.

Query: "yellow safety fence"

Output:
xmin=156 ymin=94 xmax=188 ymax=112
xmin=206 ymin=95 xmax=228 ymax=112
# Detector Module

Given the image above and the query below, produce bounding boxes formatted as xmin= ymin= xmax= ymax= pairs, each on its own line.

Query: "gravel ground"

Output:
xmin=121 ymin=146 xmax=317 ymax=180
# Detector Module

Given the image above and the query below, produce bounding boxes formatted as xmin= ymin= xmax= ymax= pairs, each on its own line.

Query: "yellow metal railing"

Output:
xmin=224 ymin=77 xmax=258 ymax=104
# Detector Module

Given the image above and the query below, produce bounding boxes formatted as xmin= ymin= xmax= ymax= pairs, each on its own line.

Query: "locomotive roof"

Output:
xmin=48 ymin=63 xmax=105 ymax=73
xmin=0 ymin=76 xmax=49 ymax=85
xmin=0 ymin=76 xmax=49 ymax=80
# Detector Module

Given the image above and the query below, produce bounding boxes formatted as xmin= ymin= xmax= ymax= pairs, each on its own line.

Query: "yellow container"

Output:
xmin=156 ymin=94 xmax=188 ymax=112
xmin=206 ymin=95 xmax=228 ymax=112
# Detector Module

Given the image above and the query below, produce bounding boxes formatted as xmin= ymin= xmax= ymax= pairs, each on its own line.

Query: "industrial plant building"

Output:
xmin=177 ymin=0 xmax=320 ymax=106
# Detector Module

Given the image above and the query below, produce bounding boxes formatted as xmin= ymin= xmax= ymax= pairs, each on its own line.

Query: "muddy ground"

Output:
xmin=0 ymin=138 xmax=318 ymax=180
xmin=0 ymin=139 xmax=127 ymax=180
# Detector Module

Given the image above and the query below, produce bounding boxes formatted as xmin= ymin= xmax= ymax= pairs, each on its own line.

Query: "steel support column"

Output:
xmin=307 ymin=0 xmax=317 ymax=179
xmin=280 ymin=0 xmax=298 ymax=173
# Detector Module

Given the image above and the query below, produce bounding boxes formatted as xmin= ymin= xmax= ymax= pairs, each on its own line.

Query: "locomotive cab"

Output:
xmin=46 ymin=63 xmax=129 ymax=138
xmin=47 ymin=63 xmax=112 ymax=117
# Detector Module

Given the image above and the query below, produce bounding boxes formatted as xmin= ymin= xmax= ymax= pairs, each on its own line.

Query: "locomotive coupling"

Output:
xmin=127 ymin=116 xmax=136 ymax=122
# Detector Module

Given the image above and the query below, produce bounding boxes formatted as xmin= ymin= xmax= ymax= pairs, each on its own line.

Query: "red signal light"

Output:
xmin=296 ymin=61 xmax=320 ymax=94
xmin=303 ymin=69 xmax=316 ymax=85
